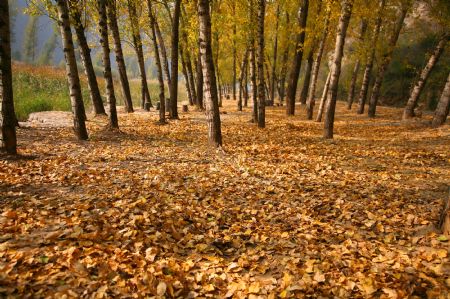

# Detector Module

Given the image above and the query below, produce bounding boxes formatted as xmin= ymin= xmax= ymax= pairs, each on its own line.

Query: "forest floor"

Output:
xmin=1 ymin=101 xmax=449 ymax=298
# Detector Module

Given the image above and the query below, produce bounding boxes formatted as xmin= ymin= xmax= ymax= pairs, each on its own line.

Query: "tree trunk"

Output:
xmin=346 ymin=20 xmax=368 ymax=110
xmin=128 ymin=0 xmax=151 ymax=110
xmin=198 ymin=0 xmax=222 ymax=147
xmin=97 ymin=0 xmax=118 ymax=129
xmin=155 ymin=19 xmax=171 ymax=95
xmin=196 ymin=51 xmax=204 ymax=110
xmin=250 ymin=44 xmax=258 ymax=123
xmin=55 ymin=0 xmax=88 ymax=140
xmin=232 ymin=4 xmax=237 ymax=102
xmin=147 ymin=0 xmax=166 ymax=124
xmin=269 ymin=4 xmax=280 ymax=106
xmin=180 ymin=46 xmax=193 ymax=106
xmin=285 ymin=0 xmax=309 ymax=116
xmin=0 ymin=0 xmax=16 ymax=154
xmin=169 ymin=0 xmax=181 ymax=119
xmin=107 ymin=0 xmax=134 ymax=113
xmin=306 ymin=11 xmax=330 ymax=120
xmin=244 ymin=64 xmax=249 ymax=107
xmin=238 ymin=49 xmax=249 ymax=112
xmin=323 ymin=0 xmax=353 ymax=139
xmin=368 ymin=6 xmax=408 ymax=117
xmin=357 ymin=0 xmax=385 ymax=115
xmin=315 ymin=70 xmax=331 ymax=122
xmin=186 ymin=48 xmax=197 ymax=106
xmin=403 ymin=34 xmax=448 ymax=120
xmin=70 ymin=3 xmax=105 ymax=116
xmin=300 ymin=51 xmax=314 ymax=105
xmin=432 ymin=72 xmax=450 ymax=127
xmin=257 ymin=0 xmax=266 ymax=128
xmin=347 ymin=60 xmax=360 ymax=110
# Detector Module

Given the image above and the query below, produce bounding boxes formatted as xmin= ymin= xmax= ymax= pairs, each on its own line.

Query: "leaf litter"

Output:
xmin=0 ymin=102 xmax=449 ymax=298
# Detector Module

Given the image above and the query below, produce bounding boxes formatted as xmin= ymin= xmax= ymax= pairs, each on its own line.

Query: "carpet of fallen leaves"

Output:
xmin=1 ymin=101 xmax=449 ymax=298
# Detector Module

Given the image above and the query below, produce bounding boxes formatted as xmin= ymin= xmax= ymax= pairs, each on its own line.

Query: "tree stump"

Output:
xmin=156 ymin=102 xmax=161 ymax=110
xmin=182 ymin=105 xmax=188 ymax=112
xmin=145 ymin=102 xmax=151 ymax=111
xmin=439 ymin=187 xmax=450 ymax=236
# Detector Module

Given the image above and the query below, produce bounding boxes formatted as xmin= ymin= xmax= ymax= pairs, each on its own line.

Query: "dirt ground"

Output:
xmin=1 ymin=101 xmax=449 ymax=298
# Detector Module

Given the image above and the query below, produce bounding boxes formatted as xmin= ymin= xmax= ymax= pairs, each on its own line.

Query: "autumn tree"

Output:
xmin=198 ymin=0 xmax=222 ymax=146
xmin=0 ymin=0 xmax=17 ymax=154
xmin=169 ymin=0 xmax=182 ymax=119
xmin=55 ymin=0 xmax=88 ymax=140
xmin=323 ymin=0 xmax=354 ymax=139
xmin=97 ymin=0 xmax=118 ymax=129
xmin=69 ymin=0 xmax=106 ymax=116
xmin=286 ymin=0 xmax=309 ymax=116
xmin=23 ymin=15 xmax=39 ymax=64
xmin=432 ymin=72 xmax=450 ymax=127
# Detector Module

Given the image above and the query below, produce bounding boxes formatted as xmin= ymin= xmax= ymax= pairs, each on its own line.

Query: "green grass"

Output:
xmin=13 ymin=64 xmax=91 ymax=121
xmin=12 ymin=63 xmax=189 ymax=121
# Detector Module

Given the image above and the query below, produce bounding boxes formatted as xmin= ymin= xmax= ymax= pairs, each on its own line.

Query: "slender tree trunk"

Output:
xmin=97 ymin=0 xmax=118 ymax=128
xmin=347 ymin=60 xmax=361 ymax=109
xmin=278 ymin=46 xmax=289 ymax=104
xmin=368 ymin=6 xmax=408 ymax=117
xmin=180 ymin=46 xmax=193 ymax=106
xmin=286 ymin=0 xmax=309 ymax=116
xmin=56 ymin=0 xmax=88 ymax=140
xmin=232 ymin=3 xmax=237 ymax=102
xmin=169 ymin=0 xmax=181 ymax=119
xmin=147 ymin=0 xmax=166 ymax=123
xmin=0 ymin=0 xmax=16 ymax=154
xmin=306 ymin=10 xmax=330 ymax=120
xmin=186 ymin=48 xmax=197 ymax=105
xmin=238 ymin=49 xmax=249 ymax=112
xmin=250 ymin=44 xmax=258 ymax=123
xmin=403 ymin=34 xmax=448 ymax=120
xmin=244 ymin=64 xmax=249 ymax=107
xmin=107 ymin=0 xmax=133 ymax=113
xmin=128 ymin=0 xmax=151 ymax=110
xmin=196 ymin=51 xmax=204 ymax=110
xmin=198 ymin=0 xmax=222 ymax=147
xmin=257 ymin=0 xmax=266 ymax=128
xmin=432 ymin=72 xmax=450 ymax=127
xmin=269 ymin=4 xmax=280 ymax=106
xmin=356 ymin=0 xmax=385 ymax=115
xmin=70 ymin=4 xmax=105 ymax=116
xmin=316 ymin=71 xmax=331 ymax=122
xmin=346 ymin=20 xmax=367 ymax=110
xmin=300 ymin=51 xmax=314 ymax=105
xmin=323 ymin=0 xmax=354 ymax=139
xmin=155 ymin=19 xmax=171 ymax=95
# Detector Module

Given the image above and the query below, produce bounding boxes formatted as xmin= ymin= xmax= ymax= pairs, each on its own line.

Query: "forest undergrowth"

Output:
xmin=1 ymin=101 xmax=449 ymax=298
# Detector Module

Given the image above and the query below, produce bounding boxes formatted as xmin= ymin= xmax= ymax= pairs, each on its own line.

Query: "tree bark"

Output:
xmin=169 ymin=0 xmax=181 ymax=119
xmin=323 ymin=0 xmax=353 ymax=139
xmin=346 ymin=20 xmax=368 ymax=110
xmin=107 ymin=0 xmax=134 ymax=113
xmin=300 ymin=51 xmax=314 ymax=105
xmin=315 ymin=70 xmax=331 ymax=122
xmin=195 ymin=50 xmax=204 ymax=110
xmin=368 ymin=6 xmax=408 ymax=117
xmin=0 ymin=0 xmax=16 ymax=154
xmin=180 ymin=46 xmax=193 ymax=106
xmin=232 ymin=3 xmax=237 ymax=102
xmin=432 ymin=72 xmax=450 ymax=127
xmin=269 ymin=4 xmax=280 ymax=106
xmin=306 ymin=10 xmax=330 ymax=120
xmin=56 ymin=0 xmax=88 ymax=140
xmin=285 ymin=0 xmax=309 ymax=116
xmin=97 ymin=0 xmax=118 ymax=129
xmin=128 ymin=0 xmax=151 ymax=110
xmin=147 ymin=0 xmax=166 ymax=123
xmin=70 ymin=2 xmax=106 ymax=116
xmin=238 ymin=49 xmax=249 ymax=112
xmin=155 ymin=19 xmax=171 ymax=95
xmin=198 ymin=0 xmax=222 ymax=147
xmin=356 ymin=0 xmax=385 ymax=115
xmin=403 ymin=34 xmax=448 ymax=120
xmin=257 ymin=0 xmax=266 ymax=128
xmin=185 ymin=47 xmax=197 ymax=106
